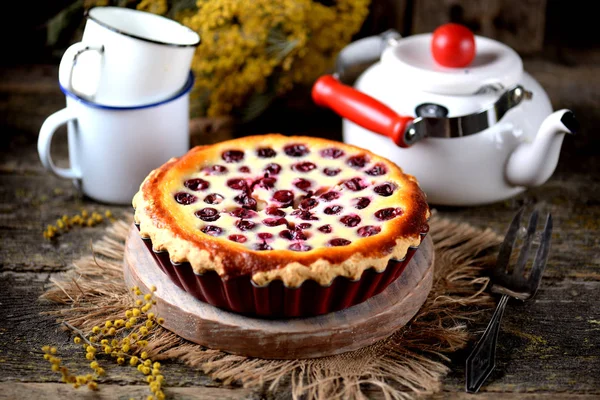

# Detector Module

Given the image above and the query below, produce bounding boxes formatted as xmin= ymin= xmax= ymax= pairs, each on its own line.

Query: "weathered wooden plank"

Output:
xmin=0 ymin=382 xmax=262 ymax=400
xmin=442 ymin=280 xmax=600 ymax=392
xmin=1 ymin=382 xmax=598 ymax=400
xmin=434 ymin=174 xmax=600 ymax=281
xmin=0 ymin=272 xmax=598 ymax=392
xmin=0 ymin=173 xmax=130 ymax=273
xmin=411 ymin=0 xmax=547 ymax=54
xmin=358 ymin=0 xmax=409 ymax=36
xmin=523 ymin=62 xmax=600 ymax=154
xmin=0 ymin=273 xmax=222 ymax=388
xmin=431 ymin=393 xmax=599 ymax=399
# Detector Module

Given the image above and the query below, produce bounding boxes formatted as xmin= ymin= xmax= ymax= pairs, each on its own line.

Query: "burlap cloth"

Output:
xmin=42 ymin=212 xmax=502 ymax=399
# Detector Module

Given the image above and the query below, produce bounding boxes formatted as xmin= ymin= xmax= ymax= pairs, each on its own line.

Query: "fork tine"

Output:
xmin=513 ymin=209 xmax=539 ymax=277
xmin=494 ymin=207 xmax=524 ymax=274
xmin=527 ymin=214 xmax=553 ymax=296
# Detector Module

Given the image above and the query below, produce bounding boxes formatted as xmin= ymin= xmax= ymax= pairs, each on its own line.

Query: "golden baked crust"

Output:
xmin=133 ymin=134 xmax=429 ymax=287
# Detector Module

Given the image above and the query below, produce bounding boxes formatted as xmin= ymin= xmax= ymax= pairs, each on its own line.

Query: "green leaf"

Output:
xmin=241 ymin=90 xmax=276 ymax=122
xmin=266 ymin=25 xmax=298 ymax=61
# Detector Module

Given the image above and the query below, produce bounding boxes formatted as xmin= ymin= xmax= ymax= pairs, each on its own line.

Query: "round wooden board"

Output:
xmin=123 ymin=225 xmax=434 ymax=359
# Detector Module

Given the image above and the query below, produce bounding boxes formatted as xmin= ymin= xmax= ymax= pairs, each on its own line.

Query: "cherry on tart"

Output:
xmin=133 ymin=134 xmax=429 ymax=291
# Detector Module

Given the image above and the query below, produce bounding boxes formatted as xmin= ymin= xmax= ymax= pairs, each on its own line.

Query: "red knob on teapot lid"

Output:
xmin=431 ymin=23 xmax=476 ymax=68
xmin=379 ymin=23 xmax=522 ymax=94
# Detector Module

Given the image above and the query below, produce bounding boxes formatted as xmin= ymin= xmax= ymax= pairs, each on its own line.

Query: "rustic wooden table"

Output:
xmin=1 ymin=56 xmax=598 ymax=399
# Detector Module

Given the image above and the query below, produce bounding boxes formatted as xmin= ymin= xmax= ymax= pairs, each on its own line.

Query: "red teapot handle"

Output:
xmin=312 ymin=75 xmax=414 ymax=148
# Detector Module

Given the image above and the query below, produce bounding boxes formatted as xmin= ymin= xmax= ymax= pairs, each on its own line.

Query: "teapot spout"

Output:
xmin=505 ymin=110 xmax=577 ymax=187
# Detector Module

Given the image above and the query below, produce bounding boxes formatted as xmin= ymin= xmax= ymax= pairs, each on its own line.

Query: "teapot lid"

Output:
xmin=381 ymin=33 xmax=523 ymax=95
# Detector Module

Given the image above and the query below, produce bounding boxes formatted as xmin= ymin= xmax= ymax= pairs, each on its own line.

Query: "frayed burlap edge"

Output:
xmin=41 ymin=212 xmax=502 ymax=400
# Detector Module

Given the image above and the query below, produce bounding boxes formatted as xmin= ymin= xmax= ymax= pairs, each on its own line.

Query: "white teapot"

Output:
xmin=312 ymin=25 xmax=577 ymax=206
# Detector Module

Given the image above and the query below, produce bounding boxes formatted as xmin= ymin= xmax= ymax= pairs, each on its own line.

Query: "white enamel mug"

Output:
xmin=38 ymin=73 xmax=194 ymax=205
xmin=59 ymin=6 xmax=200 ymax=107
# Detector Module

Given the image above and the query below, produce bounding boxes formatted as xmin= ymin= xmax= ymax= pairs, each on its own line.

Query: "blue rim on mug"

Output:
xmin=59 ymin=71 xmax=195 ymax=111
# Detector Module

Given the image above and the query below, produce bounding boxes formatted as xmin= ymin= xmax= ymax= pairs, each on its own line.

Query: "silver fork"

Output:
xmin=465 ymin=207 xmax=553 ymax=393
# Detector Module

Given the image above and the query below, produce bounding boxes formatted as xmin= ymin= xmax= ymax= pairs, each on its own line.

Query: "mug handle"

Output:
xmin=38 ymin=108 xmax=82 ymax=180
xmin=58 ymin=42 xmax=104 ymax=99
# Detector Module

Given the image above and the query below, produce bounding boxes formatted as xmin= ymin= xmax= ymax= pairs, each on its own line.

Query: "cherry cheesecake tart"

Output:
xmin=133 ymin=134 xmax=429 ymax=317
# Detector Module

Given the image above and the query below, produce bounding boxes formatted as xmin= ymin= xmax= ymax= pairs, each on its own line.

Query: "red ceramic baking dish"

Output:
xmin=136 ymin=224 xmax=428 ymax=318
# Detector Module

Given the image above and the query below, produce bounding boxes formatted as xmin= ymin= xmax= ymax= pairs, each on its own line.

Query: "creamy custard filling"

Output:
xmin=163 ymin=141 xmax=408 ymax=252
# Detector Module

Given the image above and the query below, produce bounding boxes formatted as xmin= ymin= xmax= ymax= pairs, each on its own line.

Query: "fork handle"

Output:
xmin=465 ymin=294 xmax=509 ymax=393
